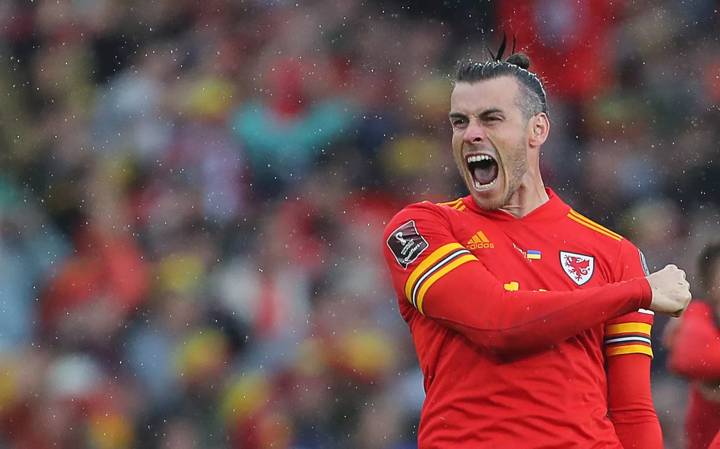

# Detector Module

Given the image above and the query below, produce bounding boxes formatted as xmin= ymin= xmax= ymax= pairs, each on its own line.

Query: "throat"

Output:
xmin=499 ymin=182 xmax=550 ymax=218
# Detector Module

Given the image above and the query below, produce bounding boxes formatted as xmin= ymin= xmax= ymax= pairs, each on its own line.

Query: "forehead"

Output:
xmin=450 ymin=76 xmax=521 ymax=113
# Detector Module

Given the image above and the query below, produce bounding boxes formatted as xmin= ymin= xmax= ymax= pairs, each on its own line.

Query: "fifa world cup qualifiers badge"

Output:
xmin=387 ymin=220 xmax=429 ymax=269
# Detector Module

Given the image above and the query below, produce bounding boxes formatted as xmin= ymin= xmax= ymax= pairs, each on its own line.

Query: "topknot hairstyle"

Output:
xmin=455 ymin=34 xmax=548 ymax=119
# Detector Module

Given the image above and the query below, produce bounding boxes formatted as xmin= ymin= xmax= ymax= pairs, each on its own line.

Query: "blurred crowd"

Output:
xmin=0 ymin=1 xmax=718 ymax=448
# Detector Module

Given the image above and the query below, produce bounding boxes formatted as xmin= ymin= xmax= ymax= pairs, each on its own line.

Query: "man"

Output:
xmin=666 ymin=242 xmax=720 ymax=449
xmin=382 ymin=49 xmax=692 ymax=448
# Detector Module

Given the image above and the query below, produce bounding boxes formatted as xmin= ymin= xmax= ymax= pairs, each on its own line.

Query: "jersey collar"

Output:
xmin=461 ymin=188 xmax=570 ymax=222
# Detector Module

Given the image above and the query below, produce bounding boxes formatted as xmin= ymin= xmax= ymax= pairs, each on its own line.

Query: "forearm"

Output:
xmin=384 ymin=204 xmax=652 ymax=355
xmin=423 ymin=262 xmax=652 ymax=354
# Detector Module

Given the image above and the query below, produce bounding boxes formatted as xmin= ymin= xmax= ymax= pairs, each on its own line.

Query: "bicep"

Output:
xmin=605 ymin=311 xmax=656 ymax=411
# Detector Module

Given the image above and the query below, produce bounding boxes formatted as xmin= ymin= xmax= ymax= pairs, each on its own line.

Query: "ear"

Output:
xmin=528 ymin=112 xmax=550 ymax=147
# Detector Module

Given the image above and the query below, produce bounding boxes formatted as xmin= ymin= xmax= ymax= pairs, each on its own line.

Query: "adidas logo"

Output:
xmin=466 ymin=230 xmax=494 ymax=249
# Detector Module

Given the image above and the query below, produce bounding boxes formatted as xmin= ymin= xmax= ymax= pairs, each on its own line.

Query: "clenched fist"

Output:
xmin=647 ymin=264 xmax=692 ymax=317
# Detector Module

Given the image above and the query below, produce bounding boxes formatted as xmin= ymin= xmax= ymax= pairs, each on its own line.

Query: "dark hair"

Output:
xmin=455 ymin=52 xmax=548 ymax=119
xmin=698 ymin=241 xmax=720 ymax=292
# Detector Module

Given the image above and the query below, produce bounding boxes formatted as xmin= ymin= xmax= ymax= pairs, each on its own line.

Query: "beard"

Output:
xmin=500 ymin=140 xmax=529 ymax=205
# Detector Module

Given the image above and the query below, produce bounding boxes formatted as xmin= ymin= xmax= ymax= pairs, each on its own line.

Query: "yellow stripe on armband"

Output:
xmin=606 ymin=323 xmax=652 ymax=336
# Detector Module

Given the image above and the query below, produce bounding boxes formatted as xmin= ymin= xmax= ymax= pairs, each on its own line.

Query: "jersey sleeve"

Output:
xmin=382 ymin=202 xmax=653 ymax=355
xmin=606 ymin=238 xmax=662 ymax=449
xmin=605 ymin=239 xmax=655 ymax=358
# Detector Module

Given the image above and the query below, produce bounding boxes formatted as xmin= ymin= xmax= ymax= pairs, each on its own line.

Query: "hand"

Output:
xmin=647 ymin=264 xmax=692 ymax=317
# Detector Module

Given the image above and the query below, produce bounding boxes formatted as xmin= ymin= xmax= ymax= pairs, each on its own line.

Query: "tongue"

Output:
xmin=474 ymin=164 xmax=498 ymax=185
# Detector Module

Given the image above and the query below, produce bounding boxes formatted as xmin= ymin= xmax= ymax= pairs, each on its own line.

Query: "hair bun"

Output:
xmin=506 ymin=53 xmax=531 ymax=70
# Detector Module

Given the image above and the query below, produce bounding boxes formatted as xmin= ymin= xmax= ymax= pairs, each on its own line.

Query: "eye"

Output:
xmin=451 ymin=117 xmax=468 ymax=128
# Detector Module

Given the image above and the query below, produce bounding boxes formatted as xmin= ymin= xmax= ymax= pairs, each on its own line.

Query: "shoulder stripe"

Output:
xmin=568 ymin=213 xmax=621 ymax=241
xmin=606 ymin=322 xmax=651 ymax=336
xmin=416 ymin=253 xmax=476 ymax=314
xmin=437 ymin=198 xmax=464 ymax=210
xmin=567 ymin=210 xmax=623 ymax=241
xmin=606 ymin=344 xmax=653 ymax=358
xmin=404 ymin=243 xmax=463 ymax=301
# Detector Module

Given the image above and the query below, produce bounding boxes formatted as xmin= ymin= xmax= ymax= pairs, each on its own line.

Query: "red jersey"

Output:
xmin=382 ymin=189 xmax=661 ymax=449
xmin=667 ymin=301 xmax=720 ymax=449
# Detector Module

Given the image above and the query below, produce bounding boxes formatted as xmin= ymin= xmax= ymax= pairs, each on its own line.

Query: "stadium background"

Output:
xmin=0 ymin=1 xmax=718 ymax=448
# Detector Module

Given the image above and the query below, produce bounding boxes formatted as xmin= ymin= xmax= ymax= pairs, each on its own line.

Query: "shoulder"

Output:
xmin=563 ymin=208 xmax=644 ymax=257
xmin=383 ymin=197 xmax=467 ymax=237
xmin=564 ymin=208 xmax=625 ymax=245
xmin=435 ymin=197 xmax=468 ymax=212
xmin=563 ymin=208 xmax=650 ymax=278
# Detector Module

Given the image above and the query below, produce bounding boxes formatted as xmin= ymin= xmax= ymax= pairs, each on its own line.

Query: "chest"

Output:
xmin=450 ymin=214 xmax=614 ymax=293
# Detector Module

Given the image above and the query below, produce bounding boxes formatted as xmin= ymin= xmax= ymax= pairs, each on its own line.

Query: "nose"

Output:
xmin=463 ymin=118 xmax=486 ymax=145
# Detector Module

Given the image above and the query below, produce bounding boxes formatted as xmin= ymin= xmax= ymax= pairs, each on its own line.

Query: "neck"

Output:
xmin=499 ymin=169 xmax=548 ymax=218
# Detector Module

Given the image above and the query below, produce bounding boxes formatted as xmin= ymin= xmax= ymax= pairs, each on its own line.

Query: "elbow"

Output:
xmin=609 ymin=406 xmax=659 ymax=424
xmin=440 ymin=318 xmax=555 ymax=356
xmin=475 ymin=329 xmax=553 ymax=357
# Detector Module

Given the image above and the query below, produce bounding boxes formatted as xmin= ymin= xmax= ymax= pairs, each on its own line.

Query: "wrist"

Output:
xmin=638 ymin=277 xmax=653 ymax=309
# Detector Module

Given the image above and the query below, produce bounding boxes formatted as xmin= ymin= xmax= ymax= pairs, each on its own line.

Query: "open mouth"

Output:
xmin=466 ymin=154 xmax=499 ymax=190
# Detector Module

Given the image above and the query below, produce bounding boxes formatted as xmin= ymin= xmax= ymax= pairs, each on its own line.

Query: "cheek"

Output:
xmin=451 ymin=131 xmax=462 ymax=148
xmin=451 ymin=134 xmax=464 ymax=157
xmin=492 ymin=130 xmax=526 ymax=158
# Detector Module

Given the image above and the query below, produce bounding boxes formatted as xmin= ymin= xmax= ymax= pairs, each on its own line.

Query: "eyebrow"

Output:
xmin=448 ymin=108 xmax=504 ymax=120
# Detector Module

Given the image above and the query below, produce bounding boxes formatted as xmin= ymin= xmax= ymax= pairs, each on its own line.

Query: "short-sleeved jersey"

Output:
xmin=383 ymin=189 xmax=654 ymax=449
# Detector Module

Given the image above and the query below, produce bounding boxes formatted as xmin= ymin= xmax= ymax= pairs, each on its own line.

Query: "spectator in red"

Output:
xmin=497 ymin=0 xmax=618 ymax=102
xmin=40 ymin=223 xmax=149 ymax=349
xmin=666 ymin=241 xmax=720 ymax=449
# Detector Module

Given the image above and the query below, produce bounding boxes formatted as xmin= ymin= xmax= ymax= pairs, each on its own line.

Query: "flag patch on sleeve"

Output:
xmin=387 ymin=220 xmax=429 ymax=269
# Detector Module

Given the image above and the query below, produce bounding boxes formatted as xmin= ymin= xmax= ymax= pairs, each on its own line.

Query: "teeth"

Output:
xmin=473 ymin=178 xmax=497 ymax=190
xmin=466 ymin=154 xmax=494 ymax=163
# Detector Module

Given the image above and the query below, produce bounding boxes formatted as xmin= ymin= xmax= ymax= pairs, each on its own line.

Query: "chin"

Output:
xmin=468 ymin=186 xmax=506 ymax=210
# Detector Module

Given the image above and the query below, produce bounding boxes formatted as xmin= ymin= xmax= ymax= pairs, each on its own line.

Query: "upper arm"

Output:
xmin=605 ymin=239 xmax=662 ymax=447
xmin=606 ymin=239 xmax=655 ymax=360
xmin=382 ymin=204 xmax=651 ymax=354
xmin=383 ymin=202 xmax=480 ymax=315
